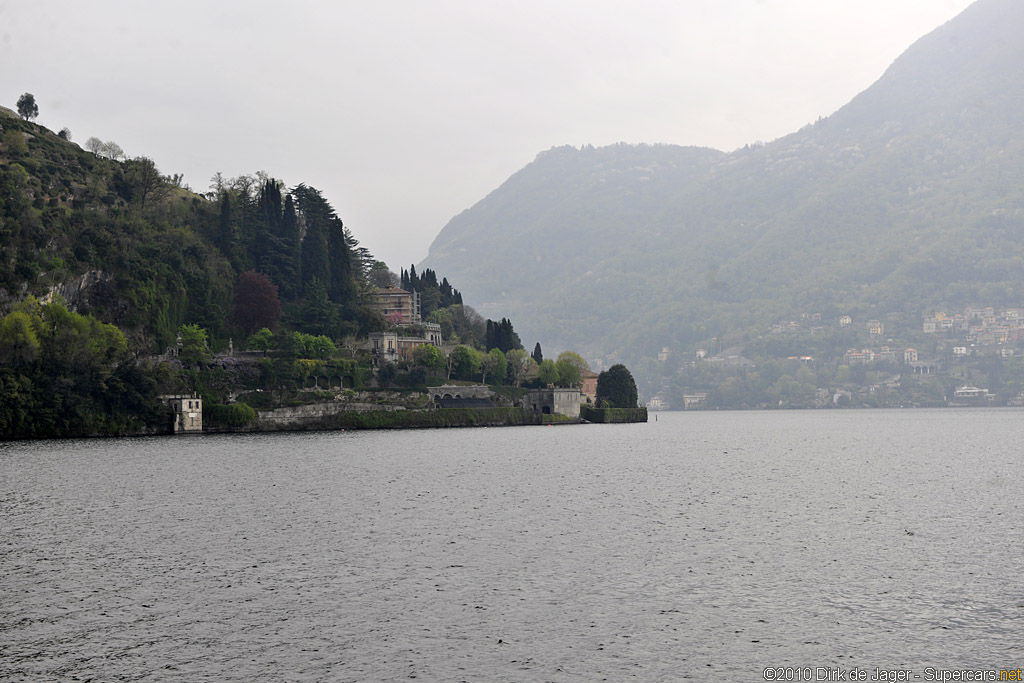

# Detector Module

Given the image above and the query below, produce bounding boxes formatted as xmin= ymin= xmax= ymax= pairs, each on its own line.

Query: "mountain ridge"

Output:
xmin=422 ymin=0 xmax=1024 ymax=368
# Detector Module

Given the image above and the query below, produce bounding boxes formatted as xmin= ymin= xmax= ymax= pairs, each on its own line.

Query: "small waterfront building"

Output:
xmin=683 ymin=392 xmax=708 ymax=410
xmin=953 ymin=386 xmax=990 ymax=402
xmin=162 ymin=394 xmax=203 ymax=433
xmin=522 ymin=388 xmax=580 ymax=419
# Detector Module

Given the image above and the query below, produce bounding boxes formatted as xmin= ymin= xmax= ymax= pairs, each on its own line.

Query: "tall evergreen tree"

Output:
xmin=345 ymin=226 xmax=374 ymax=281
xmin=328 ymin=217 xmax=355 ymax=304
xmin=215 ymin=191 xmax=235 ymax=264
xmin=271 ymin=194 xmax=301 ymax=299
xmin=499 ymin=318 xmax=521 ymax=352
xmin=252 ymin=179 xmax=282 ymax=272
xmin=440 ymin=277 xmax=453 ymax=307
xmin=293 ymin=184 xmax=332 ymax=296
xmin=532 ymin=342 xmax=543 ymax=365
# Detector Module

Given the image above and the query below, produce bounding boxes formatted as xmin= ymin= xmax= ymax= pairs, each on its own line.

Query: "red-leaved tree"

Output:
xmin=232 ymin=271 xmax=282 ymax=335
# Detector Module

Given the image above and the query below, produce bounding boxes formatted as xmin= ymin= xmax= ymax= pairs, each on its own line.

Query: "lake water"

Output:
xmin=2 ymin=410 xmax=1022 ymax=681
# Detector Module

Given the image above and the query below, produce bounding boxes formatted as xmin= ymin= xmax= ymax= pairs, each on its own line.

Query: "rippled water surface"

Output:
xmin=2 ymin=410 xmax=1023 ymax=681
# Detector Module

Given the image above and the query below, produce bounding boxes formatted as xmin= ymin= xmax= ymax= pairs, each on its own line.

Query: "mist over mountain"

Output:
xmin=422 ymin=0 xmax=1024 ymax=368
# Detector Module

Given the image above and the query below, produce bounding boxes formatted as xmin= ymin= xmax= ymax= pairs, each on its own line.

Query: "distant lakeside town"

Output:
xmin=644 ymin=305 xmax=1024 ymax=411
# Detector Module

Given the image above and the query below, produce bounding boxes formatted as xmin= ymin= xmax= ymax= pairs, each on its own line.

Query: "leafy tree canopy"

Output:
xmin=247 ymin=328 xmax=274 ymax=354
xmin=16 ymin=93 xmax=38 ymax=121
xmin=505 ymin=348 xmax=534 ymax=387
xmin=556 ymin=351 xmax=589 ymax=373
xmin=537 ymin=358 xmax=559 ymax=386
xmin=177 ymin=323 xmax=209 ymax=365
xmin=232 ymin=270 xmax=282 ymax=335
xmin=481 ymin=347 xmax=507 ymax=384
xmin=0 ymin=298 xmax=160 ymax=438
xmin=555 ymin=357 xmax=581 ymax=388
xmin=449 ymin=345 xmax=480 ymax=380
xmin=412 ymin=343 xmax=444 ymax=371
xmin=293 ymin=332 xmax=335 ymax=359
xmin=596 ymin=364 xmax=638 ymax=408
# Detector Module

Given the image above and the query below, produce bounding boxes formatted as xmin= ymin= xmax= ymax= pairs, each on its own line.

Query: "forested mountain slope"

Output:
xmin=0 ymin=110 xmax=377 ymax=351
xmin=422 ymin=0 xmax=1024 ymax=364
xmin=0 ymin=108 xmax=384 ymax=435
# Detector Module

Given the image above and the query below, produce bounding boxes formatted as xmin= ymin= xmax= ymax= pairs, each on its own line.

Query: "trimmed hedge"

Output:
xmin=205 ymin=402 xmax=257 ymax=427
xmin=580 ymin=406 xmax=648 ymax=423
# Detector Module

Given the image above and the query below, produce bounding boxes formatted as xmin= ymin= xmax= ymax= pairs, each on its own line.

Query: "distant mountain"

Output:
xmin=422 ymin=0 xmax=1024 ymax=366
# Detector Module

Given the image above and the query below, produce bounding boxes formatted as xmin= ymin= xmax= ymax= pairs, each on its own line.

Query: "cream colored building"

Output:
xmin=163 ymin=394 xmax=203 ymax=433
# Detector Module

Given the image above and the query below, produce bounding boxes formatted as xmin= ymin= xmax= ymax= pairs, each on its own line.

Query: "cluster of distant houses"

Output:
xmin=922 ymin=306 xmax=1024 ymax=346
xmin=841 ymin=346 xmax=938 ymax=374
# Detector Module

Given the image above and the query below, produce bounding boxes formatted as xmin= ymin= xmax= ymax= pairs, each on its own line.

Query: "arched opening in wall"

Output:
xmin=542 ymin=406 xmax=552 ymax=414
xmin=443 ymin=393 xmax=453 ymax=399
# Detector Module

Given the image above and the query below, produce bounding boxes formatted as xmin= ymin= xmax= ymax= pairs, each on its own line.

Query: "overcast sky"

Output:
xmin=2 ymin=0 xmax=974 ymax=272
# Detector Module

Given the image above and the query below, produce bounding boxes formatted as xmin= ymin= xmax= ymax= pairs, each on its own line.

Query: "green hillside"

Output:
xmin=0 ymin=106 xmax=393 ymax=436
xmin=422 ymin=0 xmax=1024 ymax=378
xmin=0 ymin=106 xmax=553 ymax=436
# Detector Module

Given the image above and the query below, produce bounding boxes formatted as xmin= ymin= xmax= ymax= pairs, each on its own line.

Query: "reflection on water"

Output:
xmin=2 ymin=410 xmax=1022 ymax=681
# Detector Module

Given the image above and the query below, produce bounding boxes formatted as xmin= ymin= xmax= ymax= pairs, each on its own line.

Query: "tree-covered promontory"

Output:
xmin=0 ymin=106 xmax=577 ymax=436
xmin=0 ymin=107 xmax=401 ymax=435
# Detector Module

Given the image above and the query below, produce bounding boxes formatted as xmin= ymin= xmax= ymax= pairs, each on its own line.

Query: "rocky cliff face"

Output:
xmin=46 ymin=270 xmax=115 ymax=310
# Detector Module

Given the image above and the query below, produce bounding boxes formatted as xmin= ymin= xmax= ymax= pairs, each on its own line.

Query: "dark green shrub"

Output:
xmin=204 ymin=402 xmax=257 ymax=427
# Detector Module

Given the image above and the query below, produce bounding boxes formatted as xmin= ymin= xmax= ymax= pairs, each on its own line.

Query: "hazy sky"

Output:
xmin=2 ymin=0 xmax=974 ymax=272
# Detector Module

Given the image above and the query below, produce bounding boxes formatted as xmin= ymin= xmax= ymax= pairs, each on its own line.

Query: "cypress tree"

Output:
xmin=532 ymin=342 xmax=543 ymax=365
xmin=496 ymin=318 xmax=521 ymax=352
xmin=254 ymin=179 xmax=282 ymax=276
xmin=215 ymin=191 xmax=235 ymax=263
xmin=422 ymin=268 xmax=438 ymax=288
xmin=328 ymin=217 xmax=354 ymax=304
xmin=440 ymin=277 xmax=453 ymax=307
xmin=486 ymin=319 xmax=496 ymax=350
xmin=293 ymin=184 xmax=332 ymax=296
xmin=276 ymin=194 xmax=301 ymax=299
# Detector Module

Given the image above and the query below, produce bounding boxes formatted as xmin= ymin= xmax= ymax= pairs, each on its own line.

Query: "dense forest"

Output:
xmin=0 ymin=109 xmax=386 ymax=350
xmin=0 ymin=106 xmax=556 ymax=436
